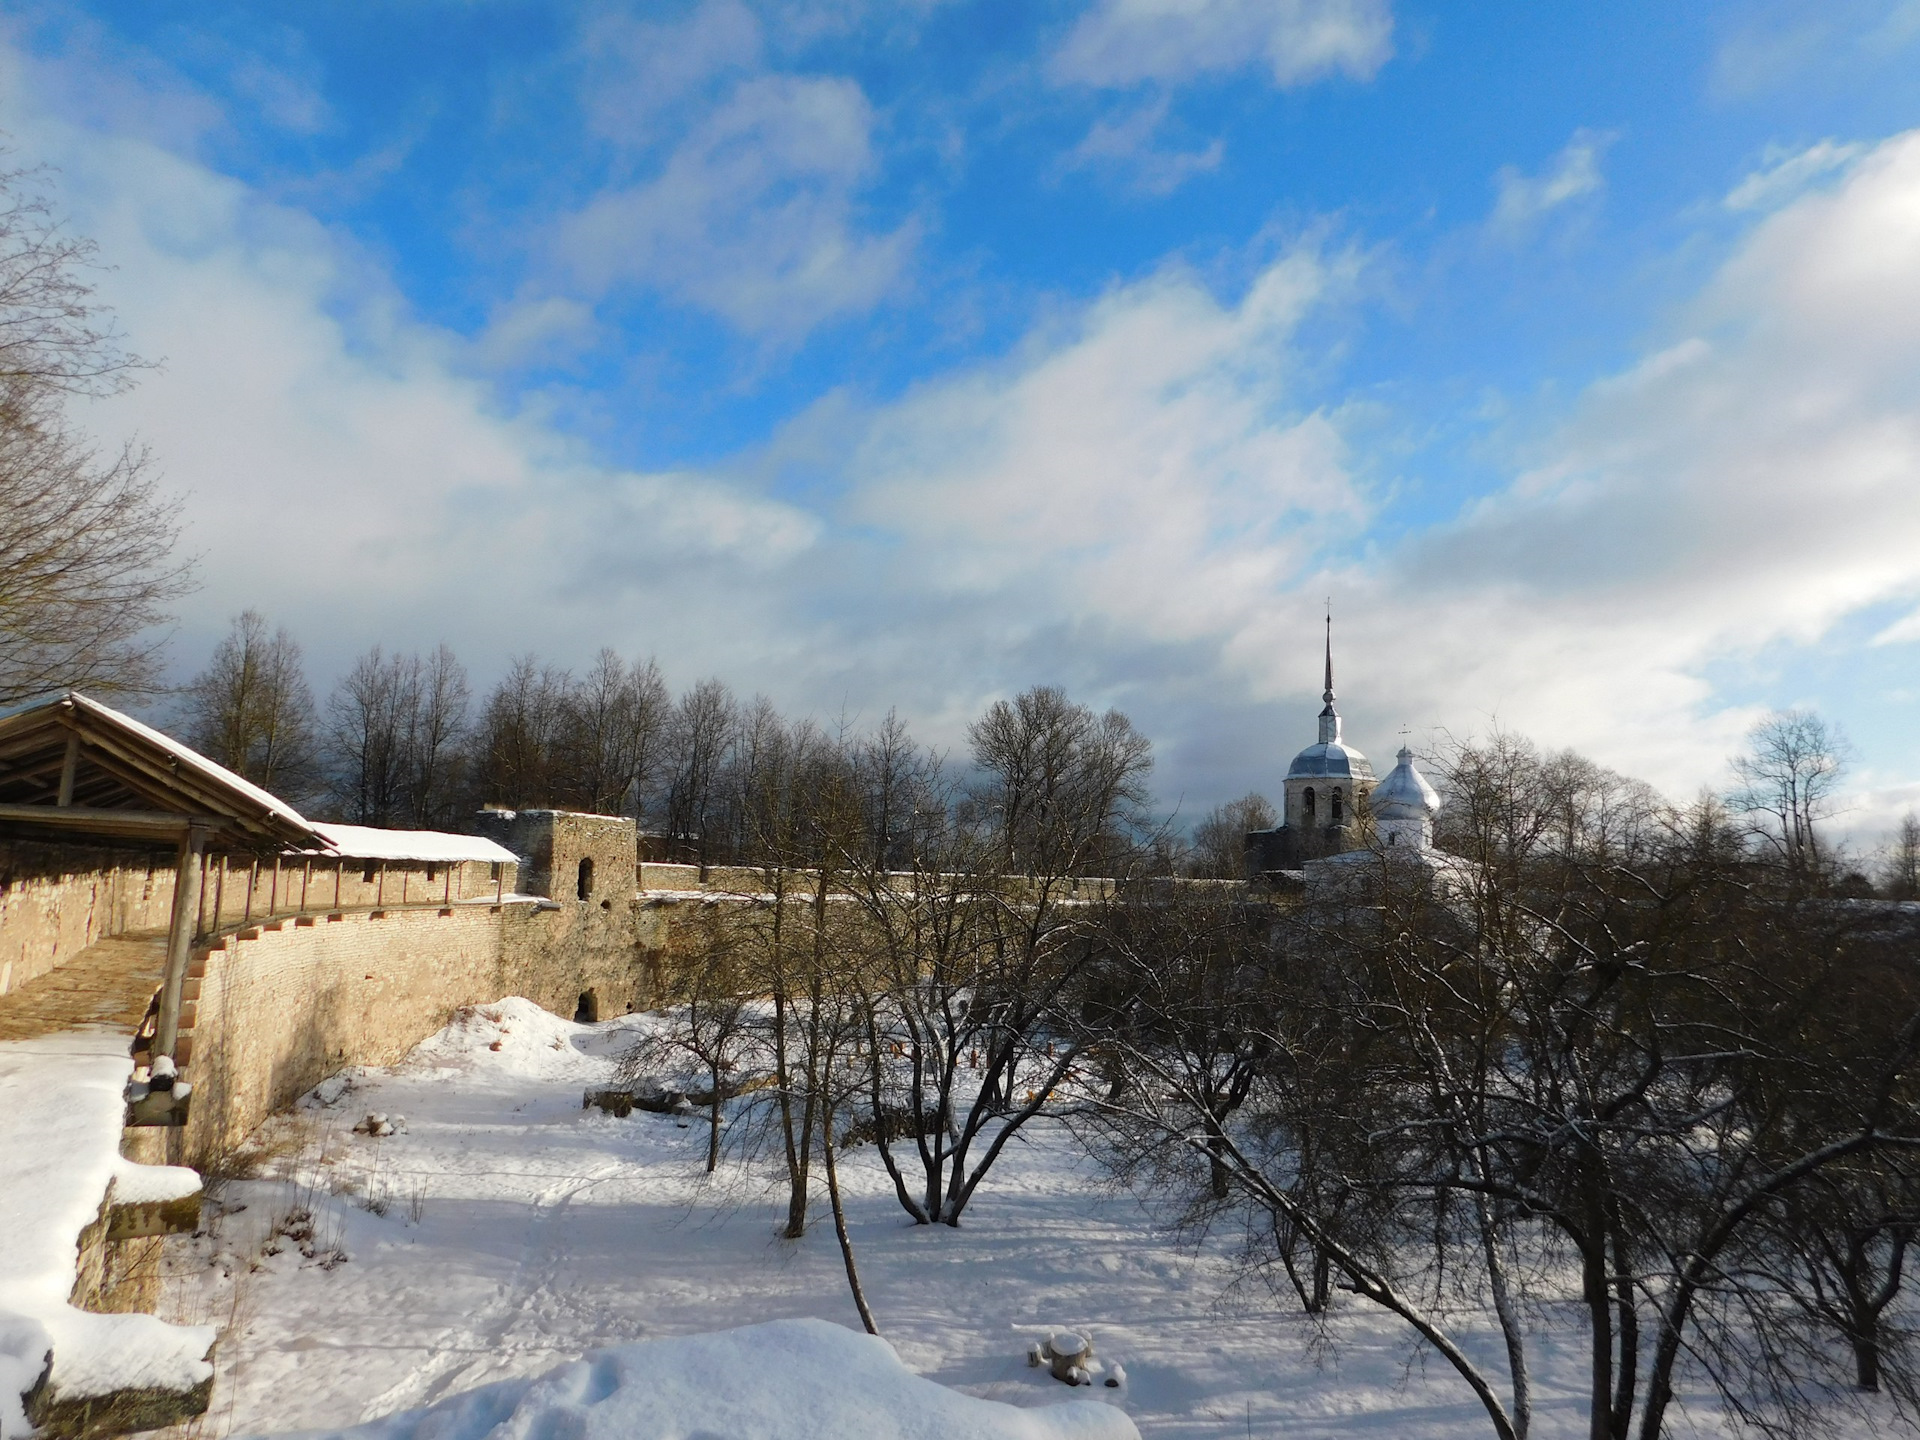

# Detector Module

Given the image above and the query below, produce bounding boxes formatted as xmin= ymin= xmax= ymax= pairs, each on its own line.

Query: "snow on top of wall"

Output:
xmin=305 ymin=823 xmax=518 ymax=866
xmin=0 ymin=1033 xmax=214 ymax=1437
xmin=269 ymin=1317 xmax=1136 ymax=1440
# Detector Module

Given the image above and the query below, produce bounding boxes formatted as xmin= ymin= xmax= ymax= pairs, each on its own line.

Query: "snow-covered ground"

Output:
xmin=160 ymin=998 xmax=1709 ymax=1440
xmin=0 ymin=1032 xmax=211 ymax=1440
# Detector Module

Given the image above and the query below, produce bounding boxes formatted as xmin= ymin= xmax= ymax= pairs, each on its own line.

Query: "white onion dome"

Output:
xmin=1372 ymin=746 xmax=1439 ymax=821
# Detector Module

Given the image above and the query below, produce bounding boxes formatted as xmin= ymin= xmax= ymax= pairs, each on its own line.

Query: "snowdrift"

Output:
xmin=0 ymin=1034 xmax=214 ymax=1440
xmin=274 ymin=1318 xmax=1136 ymax=1440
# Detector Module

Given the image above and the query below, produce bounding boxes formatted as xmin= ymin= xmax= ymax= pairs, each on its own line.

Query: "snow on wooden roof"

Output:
xmin=0 ymin=691 xmax=320 ymax=849
xmin=305 ymin=822 xmax=518 ymax=866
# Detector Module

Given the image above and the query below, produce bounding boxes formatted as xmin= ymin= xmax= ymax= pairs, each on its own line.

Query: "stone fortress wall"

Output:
xmin=0 ymin=842 xmax=179 ymax=997
xmin=0 ymin=810 xmax=713 ymax=1166
xmin=2 ymin=807 xmax=1146 ymax=1168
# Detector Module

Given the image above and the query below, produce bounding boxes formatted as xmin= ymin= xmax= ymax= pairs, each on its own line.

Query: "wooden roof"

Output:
xmin=0 ymin=691 xmax=322 ymax=850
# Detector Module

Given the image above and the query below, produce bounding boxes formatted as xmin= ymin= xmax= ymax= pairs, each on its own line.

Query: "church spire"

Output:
xmin=1323 ymin=607 xmax=1334 ymax=705
xmin=1318 ymin=604 xmax=1341 ymax=745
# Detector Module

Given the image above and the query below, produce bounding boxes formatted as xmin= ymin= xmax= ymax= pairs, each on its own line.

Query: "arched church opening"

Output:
xmin=1331 ymin=790 xmax=1344 ymax=823
xmin=576 ymin=856 xmax=594 ymax=900
xmin=574 ymin=989 xmax=600 ymax=1023
xmin=1303 ymin=787 xmax=1316 ymax=821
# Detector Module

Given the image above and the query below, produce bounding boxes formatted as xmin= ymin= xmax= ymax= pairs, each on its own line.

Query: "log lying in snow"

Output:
xmin=837 ymin=1103 xmax=947 ymax=1149
xmin=582 ymin=1077 xmax=768 ymax=1117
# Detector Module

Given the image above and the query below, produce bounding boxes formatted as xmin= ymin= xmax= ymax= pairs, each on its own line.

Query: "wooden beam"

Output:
xmin=56 ymin=730 xmax=78 ymax=806
xmin=0 ymin=803 xmax=208 ymax=838
xmin=154 ymin=828 xmax=208 ymax=1062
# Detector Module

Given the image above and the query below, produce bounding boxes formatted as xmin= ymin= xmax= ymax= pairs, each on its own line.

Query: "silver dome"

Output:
xmin=1286 ymin=740 xmax=1374 ymax=782
xmin=1372 ymin=745 xmax=1439 ymax=819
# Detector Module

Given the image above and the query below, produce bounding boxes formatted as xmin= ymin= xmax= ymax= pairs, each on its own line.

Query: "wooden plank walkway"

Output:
xmin=0 ymin=932 xmax=166 ymax=1042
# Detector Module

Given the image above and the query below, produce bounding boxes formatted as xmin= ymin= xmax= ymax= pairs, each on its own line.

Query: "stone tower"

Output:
xmin=1248 ymin=613 xmax=1376 ymax=873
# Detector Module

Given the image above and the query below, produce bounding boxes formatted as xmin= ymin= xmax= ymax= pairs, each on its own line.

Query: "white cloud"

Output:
xmin=1051 ymin=0 xmax=1393 ymax=89
xmin=1725 ymin=139 xmax=1867 ymax=211
xmin=577 ymin=0 xmax=764 ymax=145
xmin=1376 ymin=129 xmax=1920 ymax=791
xmin=9 ymin=26 xmax=1920 ymax=827
xmin=1065 ymin=97 xmax=1225 ymax=194
xmin=1489 ymin=130 xmax=1611 ymax=235
xmin=0 ymin=123 xmax=820 ymax=692
xmin=837 ymin=246 xmax=1365 ymax=638
xmin=556 ymin=73 xmax=916 ymax=338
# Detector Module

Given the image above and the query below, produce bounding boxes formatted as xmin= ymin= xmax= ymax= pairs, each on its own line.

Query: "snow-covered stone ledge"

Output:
xmin=286 ymin=1318 xmax=1136 ymax=1440
xmin=0 ymin=1034 xmax=215 ymax=1440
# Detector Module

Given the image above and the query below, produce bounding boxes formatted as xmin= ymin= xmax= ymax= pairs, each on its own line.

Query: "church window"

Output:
xmin=1302 ymin=787 xmax=1316 ymax=821
xmin=1332 ymin=790 xmax=1344 ymax=823
xmin=577 ymin=856 xmax=595 ymax=900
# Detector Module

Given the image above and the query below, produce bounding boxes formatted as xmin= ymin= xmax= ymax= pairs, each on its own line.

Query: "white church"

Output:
xmin=1246 ymin=618 xmax=1442 ymax=878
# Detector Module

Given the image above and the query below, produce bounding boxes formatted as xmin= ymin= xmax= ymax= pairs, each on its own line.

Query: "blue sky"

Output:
xmin=6 ymin=1 xmax=1920 ymax=841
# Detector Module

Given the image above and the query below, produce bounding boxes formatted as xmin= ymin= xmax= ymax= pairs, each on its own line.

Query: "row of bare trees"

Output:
xmin=177 ymin=611 xmax=831 ymax=845
xmin=1080 ymin=734 xmax=1920 ymax=1440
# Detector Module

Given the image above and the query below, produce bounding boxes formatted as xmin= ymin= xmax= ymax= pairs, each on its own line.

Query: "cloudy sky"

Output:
xmin=5 ymin=1 xmax=1920 ymax=840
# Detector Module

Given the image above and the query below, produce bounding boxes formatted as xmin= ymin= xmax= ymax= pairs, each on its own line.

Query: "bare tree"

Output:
xmin=324 ymin=648 xmax=414 ymax=825
xmin=471 ymin=655 xmax=572 ymax=808
xmin=967 ymin=686 xmax=1153 ymax=876
xmin=1730 ymin=709 xmax=1850 ymax=886
xmin=840 ymin=690 xmax=1155 ymax=1229
xmin=1084 ymin=734 xmax=1920 ymax=1440
xmin=1884 ymin=813 xmax=1920 ymax=901
xmin=0 ymin=163 xmax=190 ymax=699
xmin=1189 ymin=793 xmax=1276 ymax=878
xmin=663 ymin=679 xmax=737 ymax=865
xmin=180 ymin=610 xmax=317 ymax=797
xmin=624 ymin=656 xmax=670 ymax=826
xmin=406 ymin=644 xmax=470 ymax=827
xmin=560 ymin=648 xmax=640 ymax=815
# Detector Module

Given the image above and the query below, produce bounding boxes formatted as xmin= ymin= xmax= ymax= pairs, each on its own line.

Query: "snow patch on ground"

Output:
xmin=278 ymin=1318 xmax=1135 ymax=1440
xmin=0 ymin=1033 xmax=214 ymax=1439
xmin=163 ymin=995 xmax=1778 ymax=1439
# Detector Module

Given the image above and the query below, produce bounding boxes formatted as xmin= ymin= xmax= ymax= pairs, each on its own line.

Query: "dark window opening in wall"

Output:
xmin=425 ymin=864 xmax=438 ymax=883
xmin=362 ymin=862 xmax=377 ymax=884
xmin=1302 ymin=788 xmax=1316 ymax=821
xmin=1332 ymin=790 xmax=1344 ymax=823
xmin=577 ymin=856 xmax=595 ymax=900
xmin=574 ymin=989 xmax=600 ymax=1023
xmin=489 ymin=862 xmax=501 ymax=882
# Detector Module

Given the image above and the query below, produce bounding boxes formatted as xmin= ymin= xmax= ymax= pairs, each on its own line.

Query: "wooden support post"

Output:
xmin=401 ymin=868 xmax=409 ymax=905
xmin=56 ymin=730 xmax=79 ymax=807
xmin=196 ymin=851 xmax=209 ymax=937
xmin=213 ymin=858 xmax=227 ymax=933
xmin=377 ymin=862 xmax=386 ymax=907
xmin=496 ymin=865 xmax=504 ymax=904
xmin=154 ymin=829 xmax=208 ymax=1063
xmin=270 ymin=855 xmax=281 ymax=916
xmin=335 ymin=859 xmax=343 ymax=909
xmin=445 ymin=864 xmax=454 ymax=905
xmin=243 ymin=860 xmax=256 ymax=924
xmin=301 ymin=860 xmax=312 ymax=913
